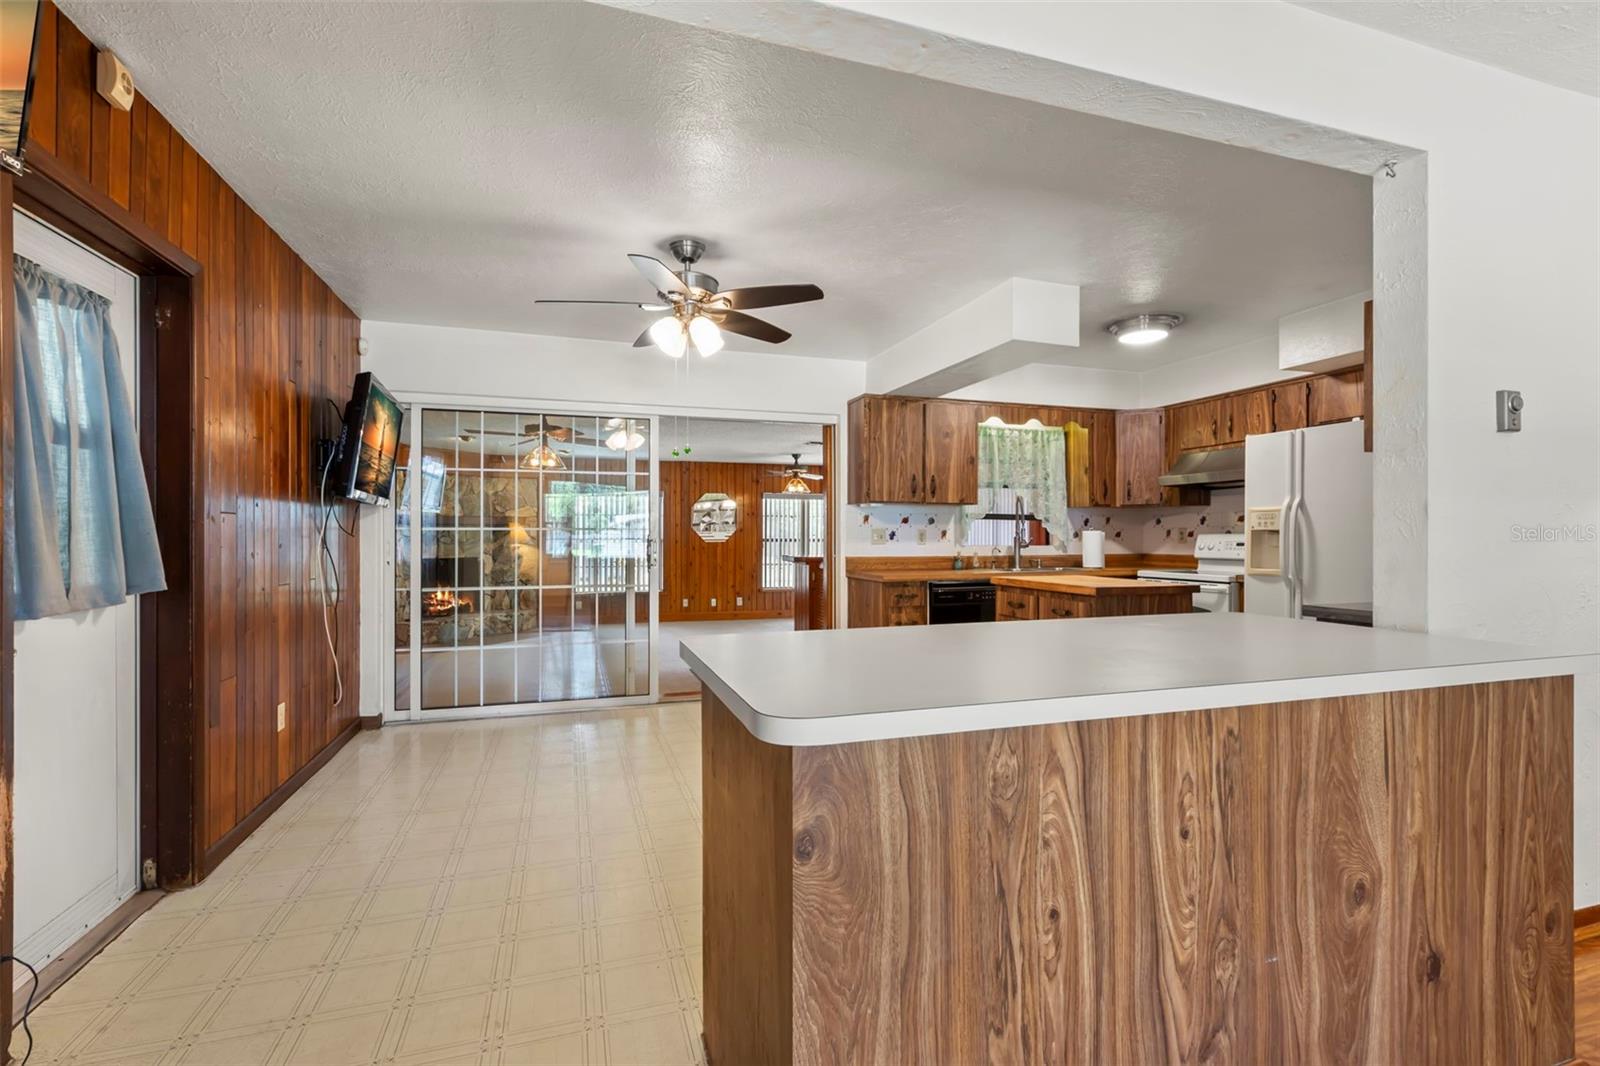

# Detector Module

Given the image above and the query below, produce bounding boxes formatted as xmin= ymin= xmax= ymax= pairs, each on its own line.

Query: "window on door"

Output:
xmin=760 ymin=492 xmax=826 ymax=590
xmin=393 ymin=409 xmax=655 ymax=715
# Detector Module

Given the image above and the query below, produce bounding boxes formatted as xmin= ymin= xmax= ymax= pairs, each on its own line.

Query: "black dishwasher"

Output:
xmin=927 ymin=580 xmax=997 ymax=624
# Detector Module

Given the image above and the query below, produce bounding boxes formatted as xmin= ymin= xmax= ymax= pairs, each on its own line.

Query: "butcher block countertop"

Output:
xmin=988 ymin=573 xmax=1191 ymax=596
xmin=847 ymin=565 xmax=1150 ymax=583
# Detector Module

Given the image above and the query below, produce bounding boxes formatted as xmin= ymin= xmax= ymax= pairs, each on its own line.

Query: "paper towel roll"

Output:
xmin=1081 ymin=529 xmax=1106 ymax=569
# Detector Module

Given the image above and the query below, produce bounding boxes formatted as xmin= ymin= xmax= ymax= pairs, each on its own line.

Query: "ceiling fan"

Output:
xmin=769 ymin=453 xmax=824 ymax=494
xmin=458 ymin=420 xmax=568 ymax=468
xmin=536 ymin=237 xmax=823 ymax=357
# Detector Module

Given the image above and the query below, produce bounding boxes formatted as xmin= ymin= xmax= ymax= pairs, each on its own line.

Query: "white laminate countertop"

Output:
xmin=680 ymin=613 xmax=1594 ymax=747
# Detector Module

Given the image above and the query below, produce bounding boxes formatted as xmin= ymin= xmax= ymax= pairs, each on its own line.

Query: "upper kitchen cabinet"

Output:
xmin=1114 ymin=408 xmax=1166 ymax=506
xmin=847 ymin=395 xmax=977 ymax=505
xmin=1243 ymin=389 xmax=1273 ymax=437
xmin=1087 ymin=410 xmax=1117 ymax=507
xmin=922 ymin=400 xmax=979 ymax=504
xmin=1268 ymin=380 xmax=1310 ymax=431
xmin=1170 ymin=399 xmax=1221 ymax=452
xmin=1309 ymin=367 xmax=1364 ymax=425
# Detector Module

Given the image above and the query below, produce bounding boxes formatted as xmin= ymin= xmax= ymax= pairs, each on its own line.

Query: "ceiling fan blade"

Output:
xmin=629 ymin=254 xmax=689 ymax=296
xmin=798 ymin=471 xmax=823 ymax=479
xmin=709 ymin=284 xmax=823 ymax=311
xmin=535 ymin=299 xmax=670 ymax=311
xmin=710 ymin=309 xmax=791 ymax=344
xmin=632 ymin=325 xmax=655 ymax=348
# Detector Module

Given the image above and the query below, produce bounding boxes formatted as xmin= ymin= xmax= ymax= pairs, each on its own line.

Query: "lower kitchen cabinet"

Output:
xmin=847 ymin=578 xmax=927 ymax=628
xmin=995 ymin=588 xmax=1038 ymax=621
xmin=994 ymin=585 xmax=1194 ymax=620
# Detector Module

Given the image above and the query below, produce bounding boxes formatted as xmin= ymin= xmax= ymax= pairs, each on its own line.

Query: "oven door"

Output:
xmin=1190 ymin=581 xmax=1238 ymax=613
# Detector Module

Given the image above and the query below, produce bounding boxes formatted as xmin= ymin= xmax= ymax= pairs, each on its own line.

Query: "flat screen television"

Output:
xmin=334 ymin=372 xmax=404 ymax=506
xmin=0 ymin=1 xmax=42 ymax=176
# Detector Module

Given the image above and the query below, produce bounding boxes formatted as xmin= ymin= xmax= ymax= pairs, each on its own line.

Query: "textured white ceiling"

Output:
xmin=60 ymin=0 xmax=1371 ymax=368
xmin=1291 ymin=1 xmax=1599 ymax=97
xmin=658 ymin=418 xmax=824 ymax=466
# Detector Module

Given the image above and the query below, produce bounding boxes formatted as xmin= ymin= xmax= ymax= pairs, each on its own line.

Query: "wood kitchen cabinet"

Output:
xmin=1087 ymin=410 xmax=1117 ymax=507
xmin=1268 ymin=381 xmax=1310 ymax=431
xmin=1171 ymin=399 xmax=1221 ymax=452
xmin=1217 ymin=394 xmax=1246 ymax=445
xmin=847 ymin=578 xmax=926 ymax=628
xmin=1115 ymin=408 xmax=1166 ymax=506
xmin=921 ymin=400 xmax=979 ymax=504
xmin=1310 ymin=366 xmax=1364 ymax=426
xmin=1243 ymin=389 xmax=1273 ymax=436
xmin=847 ymin=396 xmax=976 ymax=505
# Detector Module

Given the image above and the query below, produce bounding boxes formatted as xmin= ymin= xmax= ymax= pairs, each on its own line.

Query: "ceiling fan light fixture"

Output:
xmin=782 ymin=474 xmax=811 ymax=494
xmin=525 ymin=441 xmax=566 ymax=470
xmin=1107 ymin=313 xmax=1183 ymax=346
xmin=648 ymin=315 xmax=688 ymax=358
xmin=688 ymin=315 xmax=724 ymax=357
xmin=605 ymin=426 xmax=646 ymax=452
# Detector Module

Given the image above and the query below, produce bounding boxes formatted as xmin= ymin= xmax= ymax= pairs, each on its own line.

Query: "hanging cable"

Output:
xmin=3 ymin=953 xmax=41 ymax=1065
xmin=318 ymin=440 xmax=345 ymax=707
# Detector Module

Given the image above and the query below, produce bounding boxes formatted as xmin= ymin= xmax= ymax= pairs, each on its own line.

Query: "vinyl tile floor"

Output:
xmin=13 ymin=703 xmax=706 ymax=1066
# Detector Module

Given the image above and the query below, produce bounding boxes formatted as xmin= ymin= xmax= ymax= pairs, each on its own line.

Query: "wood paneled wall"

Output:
xmin=661 ymin=461 xmax=824 ymax=622
xmin=24 ymin=3 xmax=361 ymax=870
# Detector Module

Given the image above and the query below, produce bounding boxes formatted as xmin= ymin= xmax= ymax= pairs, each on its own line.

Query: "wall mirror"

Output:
xmin=691 ymin=492 xmax=738 ymax=542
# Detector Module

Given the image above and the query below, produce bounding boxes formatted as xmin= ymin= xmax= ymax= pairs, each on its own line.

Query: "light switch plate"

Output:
xmin=870 ymin=527 xmax=888 ymax=545
xmin=276 ymin=702 xmax=286 ymax=732
xmin=1496 ymin=389 xmax=1523 ymax=432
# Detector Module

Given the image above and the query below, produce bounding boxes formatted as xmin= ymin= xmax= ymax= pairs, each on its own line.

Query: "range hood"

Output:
xmin=1157 ymin=445 xmax=1245 ymax=488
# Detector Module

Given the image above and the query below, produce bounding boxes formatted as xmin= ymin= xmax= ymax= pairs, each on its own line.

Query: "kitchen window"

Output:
xmin=760 ymin=492 xmax=826 ymax=590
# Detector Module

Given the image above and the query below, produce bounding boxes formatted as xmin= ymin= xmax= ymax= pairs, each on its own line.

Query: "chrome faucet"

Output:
xmin=1012 ymin=492 xmax=1026 ymax=570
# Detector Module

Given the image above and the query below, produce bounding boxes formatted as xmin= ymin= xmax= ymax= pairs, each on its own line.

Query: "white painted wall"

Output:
xmin=946 ymin=363 xmax=1143 ymax=409
xmin=722 ymin=0 xmax=1600 ymax=911
xmin=1138 ymin=335 xmax=1303 ymax=409
xmin=1279 ymin=292 xmax=1371 ymax=372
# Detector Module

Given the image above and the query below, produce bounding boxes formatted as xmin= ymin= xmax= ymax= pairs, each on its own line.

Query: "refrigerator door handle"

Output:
xmin=1287 ymin=495 xmax=1306 ymax=617
xmin=1284 ymin=430 xmax=1304 ymax=619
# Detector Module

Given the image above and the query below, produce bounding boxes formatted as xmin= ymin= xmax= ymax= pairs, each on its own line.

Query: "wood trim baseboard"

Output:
xmin=9 ymin=889 xmax=163 ymax=1023
xmin=359 ymin=715 xmax=382 ymax=731
xmin=1576 ymin=903 xmax=1600 ymax=943
xmin=198 ymin=718 xmax=360 ymax=880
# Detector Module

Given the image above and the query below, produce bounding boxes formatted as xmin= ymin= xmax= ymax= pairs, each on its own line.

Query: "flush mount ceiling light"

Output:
xmin=1107 ymin=313 xmax=1183 ymax=346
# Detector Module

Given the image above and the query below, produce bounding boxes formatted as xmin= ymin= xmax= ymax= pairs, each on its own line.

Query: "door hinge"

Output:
xmin=141 ymin=857 xmax=158 ymax=889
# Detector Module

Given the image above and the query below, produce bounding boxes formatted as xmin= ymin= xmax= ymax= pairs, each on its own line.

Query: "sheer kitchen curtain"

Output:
xmin=958 ymin=422 xmax=1073 ymax=545
xmin=9 ymin=255 xmax=165 ymax=620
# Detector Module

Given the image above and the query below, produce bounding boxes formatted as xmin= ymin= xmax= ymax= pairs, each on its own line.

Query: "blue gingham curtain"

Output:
xmin=9 ymin=255 xmax=166 ymax=620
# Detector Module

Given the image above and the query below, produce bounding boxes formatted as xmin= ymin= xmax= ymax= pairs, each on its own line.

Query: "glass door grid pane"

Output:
xmin=398 ymin=407 xmax=654 ymax=715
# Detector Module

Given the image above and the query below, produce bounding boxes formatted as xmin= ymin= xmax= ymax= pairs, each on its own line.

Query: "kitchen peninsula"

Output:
xmin=684 ymin=614 xmax=1586 ymax=1065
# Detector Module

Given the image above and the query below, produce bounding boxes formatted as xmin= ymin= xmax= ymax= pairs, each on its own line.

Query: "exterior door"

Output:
xmin=389 ymin=406 xmax=659 ymax=719
xmin=10 ymin=212 xmax=141 ymax=979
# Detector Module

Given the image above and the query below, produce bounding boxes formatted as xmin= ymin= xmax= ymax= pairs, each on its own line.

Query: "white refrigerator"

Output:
xmin=1243 ymin=420 xmax=1372 ymax=618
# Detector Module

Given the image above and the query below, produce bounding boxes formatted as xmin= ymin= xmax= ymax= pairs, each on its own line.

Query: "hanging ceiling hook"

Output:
xmin=1379 ymin=159 xmax=1398 ymax=178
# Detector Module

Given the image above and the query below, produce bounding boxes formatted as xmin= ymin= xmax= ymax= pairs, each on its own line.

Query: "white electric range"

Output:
xmin=1136 ymin=533 xmax=1246 ymax=613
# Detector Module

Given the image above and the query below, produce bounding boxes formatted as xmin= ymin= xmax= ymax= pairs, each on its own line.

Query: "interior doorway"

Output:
xmin=9 ymin=212 xmax=141 ymax=986
xmin=656 ymin=416 xmax=828 ymax=700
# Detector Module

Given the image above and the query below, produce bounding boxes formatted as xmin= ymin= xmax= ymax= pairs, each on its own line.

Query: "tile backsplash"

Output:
xmin=845 ymin=488 xmax=1245 ymax=558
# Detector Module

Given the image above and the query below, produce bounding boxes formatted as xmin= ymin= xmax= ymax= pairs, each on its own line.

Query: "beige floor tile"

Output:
xmin=397 ymin=989 xmax=493 ymax=1054
xmin=204 ymin=973 xmax=313 ymax=1031
xmin=279 ymin=891 xmax=362 ymax=931
xmin=433 ymin=903 xmax=510 ymax=947
xmin=178 ymin=1028 xmax=282 ymax=1065
xmin=142 ymin=942 xmax=249 ymax=992
xmin=316 ymin=958 xmax=410 ymax=1013
xmin=509 ymin=929 xmax=585 ymax=980
xmin=82 ymin=989 xmax=210 ymax=1053
xmin=343 ymin=915 xmax=428 ymax=961
xmin=599 ymin=958 xmax=681 ymax=1014
xmin=285 ymin=1007 xmax=391 ymax=1065
xmin=246 ymin=929 xmax=340 ymax=976
xmin=187 ymin=902 xmax=281 ymax=945
xmin=27 ymin=704 xmax=707 ymax=1065
xmin=515 ymin=893 xmax=583 ymax=935
xmin=499 ymin=1029 xmax=589 ymax=1066
xmin=505 ymin=974 xmax=586 ymax=1034
xmin=600 ymin=1010 xmax=698 ymax=1066
xmin=417 ymin=942 xmax=501 ymax=995
xmin=8 ymin=1001 xmax=102 ymax=1062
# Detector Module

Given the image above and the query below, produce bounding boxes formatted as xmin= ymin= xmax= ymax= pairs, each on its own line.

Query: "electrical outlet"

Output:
xmin=276 ymin=702 xmax=286 ymax=732
xmin=736 ymin=596 xmax=744 ymax=607
xmin=871 ymin=527 xmax=888 ymax=545
xmin=681 ymin=598 xmax=689 ymax=608
xmin=709 ymin=598 xmax=717 ymax=607
xmin=916 ymin=528 xmax=928 ymax=544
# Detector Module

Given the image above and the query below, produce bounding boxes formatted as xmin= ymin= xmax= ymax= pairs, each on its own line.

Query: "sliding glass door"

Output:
xmin=392 ymin=406 xmax=657 ymax=718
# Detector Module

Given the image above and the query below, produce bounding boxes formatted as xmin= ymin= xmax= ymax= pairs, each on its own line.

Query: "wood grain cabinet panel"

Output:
xmin=1243 ymin=388 xmax=1273 ymax=436
xmin=922 ymin=400 xmax=978 ymax=504
xmin=1172 ymin=399 xmax=1221 ymax=452
xmin=848 ymin=395 xmax=927 ymax=503
xmin=1088 ymin=411 xmax=1117 ymax=506
xmin=1217 ymin=393 xmax=1245 ymax=444
xmin=1270 ymin=381 xmax=1310 ymax=431
xmin=1310 ymin=366 xmax=1364 ymax=425
xmin=995 ymin=589 xmax=1037 ymax=621
xmin=1034 ymin=591 xmax=1088 ymax=620
xmin=704 ymin=676 xmax=1575 ymax=1066
xmin=1115 ymin=409 xmax=1166 ymax=507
